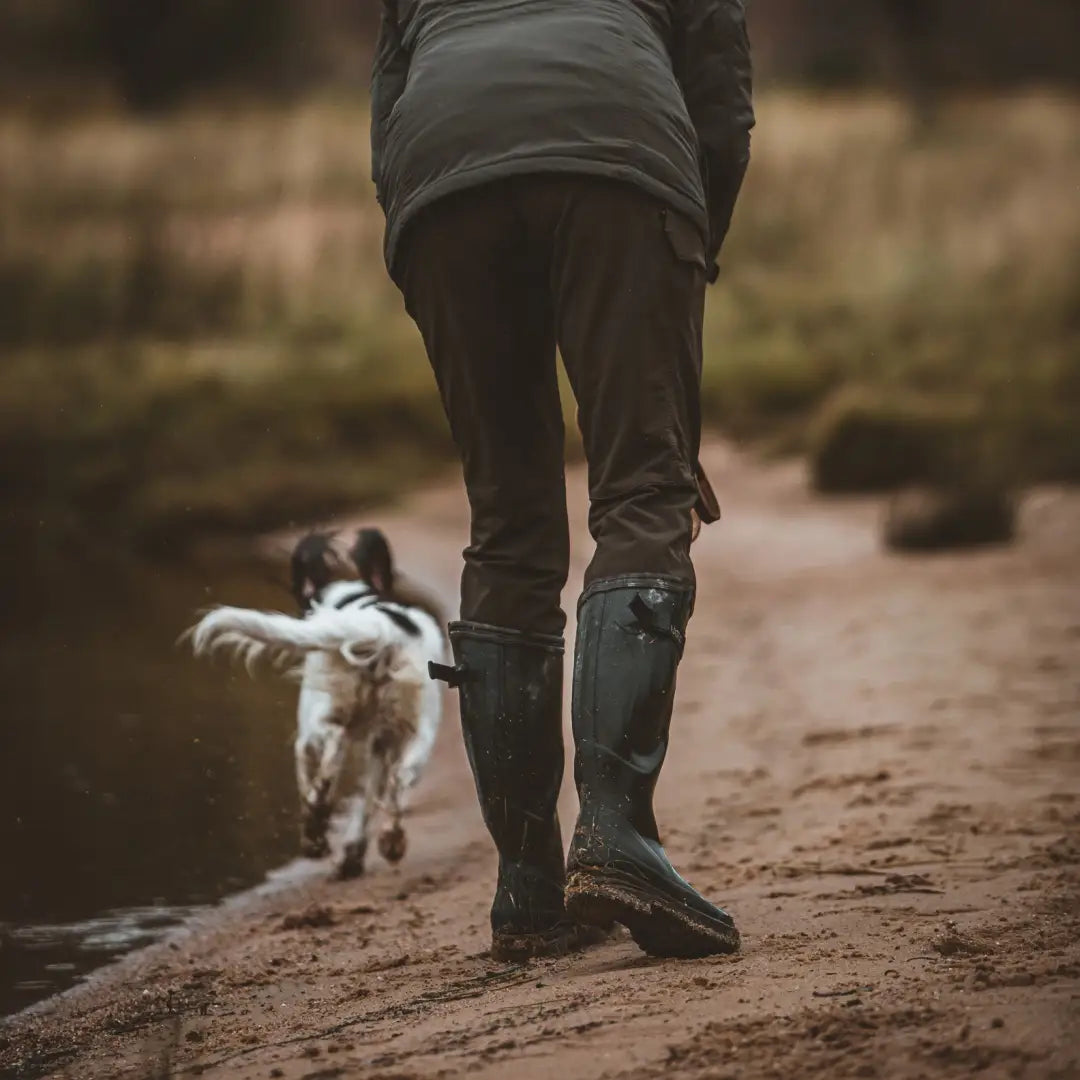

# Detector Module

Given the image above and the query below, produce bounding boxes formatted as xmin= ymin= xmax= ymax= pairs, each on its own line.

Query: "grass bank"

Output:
xmin=2 ymin=92 xmax=1077 ymax=560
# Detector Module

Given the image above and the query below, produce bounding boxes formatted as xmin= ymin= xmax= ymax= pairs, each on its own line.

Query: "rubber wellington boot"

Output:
xmin=565 ymin=577 xmax=740 ymax=957
xmin=431 ymin=622 xmax=602 ymax=961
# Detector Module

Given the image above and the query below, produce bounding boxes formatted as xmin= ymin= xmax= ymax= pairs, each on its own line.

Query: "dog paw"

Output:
xmin=337 ymin=841 xmax=367 ymax=880
xmin=300 ymin=802 xmax=332 ymax=859
xmin=301 ymin=834 xmax=330 ymax=859
xmin=300 ymin=817 xmax=330 ymax=859
xmin=378 ymin=824 xmax=407 ymax=864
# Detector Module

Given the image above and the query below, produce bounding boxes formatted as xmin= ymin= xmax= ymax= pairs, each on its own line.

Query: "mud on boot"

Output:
xmin=432 ymin=622 xmax=603 ymax=961
xmin=491 ymin=854 xmax=608 ymax=962
xmin=566 ymin=804 xmax=738 ymax=958
xmin=566 ymin=577 xmax=740 ymax=958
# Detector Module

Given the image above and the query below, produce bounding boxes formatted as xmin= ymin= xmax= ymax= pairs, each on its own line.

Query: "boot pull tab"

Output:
xmin=428 ymin=660 xmax=470 ymax=688
xmin=629 ymin=594 xmax=685 ymax=649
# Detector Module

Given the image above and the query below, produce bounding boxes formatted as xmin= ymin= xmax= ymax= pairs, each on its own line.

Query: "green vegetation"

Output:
xmin=2 ymin=93 xmax=1077 ymax=559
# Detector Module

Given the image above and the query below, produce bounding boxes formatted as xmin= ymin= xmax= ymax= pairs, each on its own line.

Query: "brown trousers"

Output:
xmin=398 ymin=176 xmax=707 ymax=637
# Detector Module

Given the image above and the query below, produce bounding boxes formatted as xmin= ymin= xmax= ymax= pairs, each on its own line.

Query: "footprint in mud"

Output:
xmin=360 ymin=952 xmax=412 ymax=974
xmin=848 ymin=785 xmax=921 ymax=809
xmin=279 ymin=905 xmax=337 ymax=931
xmin=802 ymin=724 xmax=899 ymax=747
xmin=705 ymin=766 xmax=771 ymax=784
xmin=393 ymin=871 xmax=452 ymax=902
xmin=812 ymin=872 xmax=944 ymax=899
xmin=855 ymin=873 xmax=943 ymax=896
xmin=1027 ymin=835 xmax=1080 ymax=868
xmin=706 ymin=797 xmax=782 ymax=820
xmin=1026 ymin=737 xmax=1080 ymax=763
xmin=793 ymin=770 xmax=892 ymax=797
xmin=865 ymin=835 xmax=914 ymax=851
xmin=931 ymin=925 xmax=992 ymax=957
xmin=917 ymin=802 xmax=976 ymax=831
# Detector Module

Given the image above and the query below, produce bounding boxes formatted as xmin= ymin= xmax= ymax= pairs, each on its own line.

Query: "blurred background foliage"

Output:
xmin=0 ymin=0 xmax=1077 ymax=571
xmin=2 ymin=1 xmax=1078 ymax=112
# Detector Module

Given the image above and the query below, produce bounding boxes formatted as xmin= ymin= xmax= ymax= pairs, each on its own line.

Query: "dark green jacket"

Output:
xmin=371 ymin=0 xmax=753 ymax=281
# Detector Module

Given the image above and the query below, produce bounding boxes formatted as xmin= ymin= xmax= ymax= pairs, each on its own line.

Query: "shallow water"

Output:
xmin=0 ymin=554 xmax=302 ymax=1017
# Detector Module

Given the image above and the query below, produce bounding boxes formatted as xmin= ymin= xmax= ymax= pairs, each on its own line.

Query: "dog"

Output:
xmin=189 ymin=529 xmax=447 ymax=879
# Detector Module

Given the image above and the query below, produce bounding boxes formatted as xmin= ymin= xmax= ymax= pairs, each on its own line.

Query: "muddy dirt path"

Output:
xmin=3 ymin=441 xmax=1078 ymax=1080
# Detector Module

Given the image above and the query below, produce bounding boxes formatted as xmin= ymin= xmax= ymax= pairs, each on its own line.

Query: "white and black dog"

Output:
xmin=188 ymin=529 xmax=447 ymax=879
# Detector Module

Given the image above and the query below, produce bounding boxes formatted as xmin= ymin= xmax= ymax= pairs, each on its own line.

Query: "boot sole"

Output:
xmin=491 ymin=921 xmax=611 ymax=963
xmin=565 ymin=868 xmax=740 ymax=959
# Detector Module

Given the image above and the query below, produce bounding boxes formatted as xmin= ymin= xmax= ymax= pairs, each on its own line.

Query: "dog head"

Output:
xmin=350 ymin=528 xmax=395 ymax=597
xmin=290 ymin=531 xmax=346 ymax=613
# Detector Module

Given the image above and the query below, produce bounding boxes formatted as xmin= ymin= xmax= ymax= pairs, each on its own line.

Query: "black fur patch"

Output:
xmin=350 ymin=528 xmax=395 ymax=595
xmin=378 ymin=606 xmax=422 ymax=637
xmin=331 ymin=589 xmax=421 ymax=637
xmin=291 ymin=531 xmax=343 ymax=612
xmin=333 ymin=590 xmax=376 ymax=611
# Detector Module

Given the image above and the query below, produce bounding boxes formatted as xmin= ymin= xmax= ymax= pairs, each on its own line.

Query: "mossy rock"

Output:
xmin=701 ymin=343 xmax=839 ymax=440
xmin=883 ymin=485 xmax=1016 ymax=552
xmin=809 ymin=387 xmax=980 ymax=494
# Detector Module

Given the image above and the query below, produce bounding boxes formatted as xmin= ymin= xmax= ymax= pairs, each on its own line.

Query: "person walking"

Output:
xmin=371 ymin=0 xmax=753 ymax=960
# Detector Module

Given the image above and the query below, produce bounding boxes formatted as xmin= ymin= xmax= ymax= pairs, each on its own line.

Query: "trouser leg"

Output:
xmin=398 ymin=184 xmax=570 ymax=636
xmin=548 ymin=179 xmax=707 ymax=589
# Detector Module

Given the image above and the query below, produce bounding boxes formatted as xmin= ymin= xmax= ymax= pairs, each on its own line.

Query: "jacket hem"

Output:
xmin=382 ymin=157 xmax=708 ymax=283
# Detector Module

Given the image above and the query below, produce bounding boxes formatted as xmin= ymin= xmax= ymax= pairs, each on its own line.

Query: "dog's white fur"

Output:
xmin=189 ymin=579 xmax=446 ymax=875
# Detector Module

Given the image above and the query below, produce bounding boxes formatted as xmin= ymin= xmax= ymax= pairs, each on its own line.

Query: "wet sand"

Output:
xmin=3 ymin=441 xmax=1078 ymax=1080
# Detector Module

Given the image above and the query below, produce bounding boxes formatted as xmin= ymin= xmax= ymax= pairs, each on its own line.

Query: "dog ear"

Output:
xmin=291 ymin=531 xmax=342 ymax=610
xmin=350 ymin=528 xmax=395 ymax=596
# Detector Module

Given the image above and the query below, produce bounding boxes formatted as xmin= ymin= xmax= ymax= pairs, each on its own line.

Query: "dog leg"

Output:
xmin=296 ymin=735 xmax=331 ymax=858
xmin=336 ymin=738 xmax=371 ymax=879
xmin=377 ymin=763 xmax=408 ymax=865
xmin=316 ymin=725 xmax=349 ymax=795
xmin=337 ymin=794 xmax=368 ymax=879
xmin=299 ymin=725 xmax=350 ymax=861
xmin=340 ymin=744 xmax=384 ymax=877
xmin=397 ymin=702 xmax=439 ymax=792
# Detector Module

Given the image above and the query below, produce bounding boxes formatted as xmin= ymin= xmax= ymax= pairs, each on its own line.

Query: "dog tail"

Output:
xmin=187 ymin=606 xmax=400 ymax=673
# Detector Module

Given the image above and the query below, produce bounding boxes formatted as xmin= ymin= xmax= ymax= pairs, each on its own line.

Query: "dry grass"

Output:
xmin=1 ymin=92 xmax=1077 ymax=555
xmin=706 ymin=93 xmax=1079 ymax=468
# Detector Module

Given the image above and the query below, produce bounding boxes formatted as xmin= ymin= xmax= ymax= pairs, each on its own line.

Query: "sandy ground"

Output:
xmin=2 ymin=440 xmax=1078 ymax=1080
